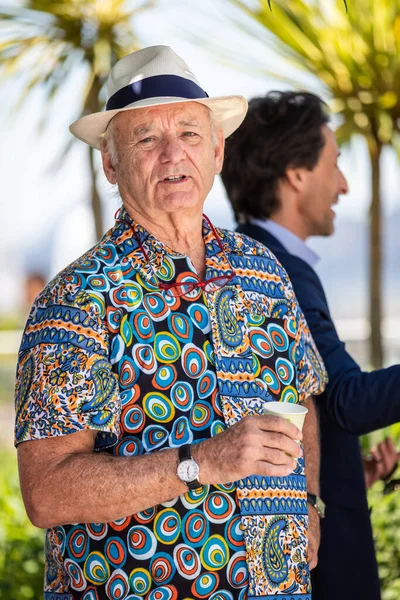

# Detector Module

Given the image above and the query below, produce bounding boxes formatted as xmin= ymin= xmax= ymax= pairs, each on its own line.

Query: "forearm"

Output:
xmin=302 ymin=396 xmax=321 ymax=569
xmin=303 ymin=396 xmax=320 ymax=495
xmin=325 ymin=365 xmax=400 ymax=435
xmin=292 ymin=274 xmax=400 ymax=435
xmin=20 ymin=443 xmax=186 ymax=528
xmin=19 ymin=414 xmax=302 ymax=530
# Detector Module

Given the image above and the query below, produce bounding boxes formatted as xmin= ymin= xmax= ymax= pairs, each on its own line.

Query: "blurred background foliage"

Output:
xmin=224 ymin=0 xmax=400 ymax=369
xmin=1 ymin=445 xmax=400 ymax=599
xmin=370 ymin=478 xmax=400 ymax=599
xmin=0 ymin=450 xmax=44 ymax=599
xmin=0 ymin=0 xmax=156 ymax=240
xmin=2 ymin=0 xmax=400 ymax=598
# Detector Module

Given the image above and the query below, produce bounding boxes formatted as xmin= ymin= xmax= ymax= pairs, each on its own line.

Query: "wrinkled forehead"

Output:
xmin=111 ymin=101 xmax=212 ymax=133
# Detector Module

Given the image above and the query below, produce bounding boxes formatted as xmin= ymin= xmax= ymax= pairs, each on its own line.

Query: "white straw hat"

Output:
xmin=69 ymin=45 xmax=248 ymax=149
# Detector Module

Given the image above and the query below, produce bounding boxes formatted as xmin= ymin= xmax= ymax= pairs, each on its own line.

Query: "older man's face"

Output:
xmin=102 ymin=102 xmax=224 ymax=218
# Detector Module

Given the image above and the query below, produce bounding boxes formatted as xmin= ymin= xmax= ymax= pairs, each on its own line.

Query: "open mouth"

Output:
xmin=162 ymin=175 xmax=187 ymax=183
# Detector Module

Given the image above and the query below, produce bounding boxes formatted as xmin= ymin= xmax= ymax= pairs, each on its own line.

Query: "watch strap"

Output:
xmin=178 ymin=444 xmax=200 ymax=490
xmin=178 ymin=443 xmax=191 ymax=463
xmin=186 ymin=479 xmax=201 ymax=490
xmin=307 ymin=492 xmax=325 ymax=518
xmin=307 ymin=493 xmax=317 ymax=506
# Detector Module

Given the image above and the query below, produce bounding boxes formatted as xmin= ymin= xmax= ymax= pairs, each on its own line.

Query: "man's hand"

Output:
xmin=193 ymin=414 xmax=303 ymax=485
xmin=364 ymin=437 xmax=400 ymax=489
xmin=307 ymin=505 xmax=320 ymax=570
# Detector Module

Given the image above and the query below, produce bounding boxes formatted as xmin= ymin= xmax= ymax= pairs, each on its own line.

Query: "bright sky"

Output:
xmin=1 ymin=0 xmax=400 ymax=314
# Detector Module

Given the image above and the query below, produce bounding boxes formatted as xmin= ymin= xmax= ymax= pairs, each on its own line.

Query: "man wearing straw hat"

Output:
xmin=15 ymin=46 xmax=326 ymax=600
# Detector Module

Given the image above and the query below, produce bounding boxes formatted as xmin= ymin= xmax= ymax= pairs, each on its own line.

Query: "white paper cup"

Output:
xmin=263 ymin=401 xmax=308 ymax=433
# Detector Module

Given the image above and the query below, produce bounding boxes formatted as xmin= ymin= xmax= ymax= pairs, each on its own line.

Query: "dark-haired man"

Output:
xmin=221 ymin=90 xmax=400 ymax=600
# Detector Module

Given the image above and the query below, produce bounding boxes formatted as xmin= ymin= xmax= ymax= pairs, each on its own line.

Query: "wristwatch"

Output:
xmin=307 ymin=493 xmax=326 ymax=518
xmin=177 ymin=444 xmax=201 ymax=490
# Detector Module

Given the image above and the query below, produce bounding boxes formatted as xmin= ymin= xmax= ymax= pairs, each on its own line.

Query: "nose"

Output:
xmin=339 ymin=168 xmax=349 ymax=195
xmin=160 ymin=135 xmax=186 ymax=164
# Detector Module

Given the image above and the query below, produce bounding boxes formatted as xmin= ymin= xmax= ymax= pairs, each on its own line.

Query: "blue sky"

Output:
xmin=1 ymin=0 xmax=400 ymax=316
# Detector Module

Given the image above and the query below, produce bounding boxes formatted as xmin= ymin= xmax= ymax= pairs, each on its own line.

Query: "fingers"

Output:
xmin=309 ymin=552 xmax=318 ymax=571
xmin=254 ymin=460 xmax=296 ymax=478
xmin=370 ymin=438 xmax=398 ymax=480
xmin=260 ymin=445 xmax=298 ymax=469
xmin=260 ymin=430 xmax=303 ymax=460
xmin=195 ymin=414 xmax=304 ymax=485
xmin=364 ymin=455 xmax=384 ymax=488
xmin=364 ymin=438 xmax=399 ymax=488
xmin=258 ymin=414 xmax=303 ymax=442
xmin=384 ymin=437 xmax=396 ymax=453
xmin=380 ymin=437 xmax=397 ymax=474
xmin=368 ymin=448 xmax=386 ymax=480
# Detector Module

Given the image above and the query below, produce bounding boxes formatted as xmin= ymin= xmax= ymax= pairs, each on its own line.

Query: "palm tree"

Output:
xmin=0 ymin=0 xmax=156 ymax=240
xmin=223 ymin=0 xmax=400 ymax=369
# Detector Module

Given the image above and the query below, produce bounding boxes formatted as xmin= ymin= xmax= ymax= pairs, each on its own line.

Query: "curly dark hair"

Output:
xmin=221 ymin=91 xmax=330 ymax=222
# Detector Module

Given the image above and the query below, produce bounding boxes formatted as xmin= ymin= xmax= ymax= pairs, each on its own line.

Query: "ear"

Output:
xmin=285 ymin=166 xmax=309 ymax=194
xmin=214 ymin=128 xmax=225 ymax=175
xmin=100 ymin=140 xmax=117 ymax=185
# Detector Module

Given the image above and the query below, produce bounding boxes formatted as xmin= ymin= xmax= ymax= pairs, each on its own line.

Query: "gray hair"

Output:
xmin=210 ymin=115 xmax=219 ymax=146
xmin=101 ymin=117 xmax=119 ymax=165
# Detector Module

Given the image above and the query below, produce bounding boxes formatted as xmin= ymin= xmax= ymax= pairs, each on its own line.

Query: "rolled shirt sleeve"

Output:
xmin=15 ymin=277 xmax=120 ymax=449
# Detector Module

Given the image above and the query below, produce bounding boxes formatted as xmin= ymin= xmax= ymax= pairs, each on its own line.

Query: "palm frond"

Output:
xmin=265 ymin=0 xmax=348 ymax=13
xmin=0 ymin=0 xmax=157 ymax=240
xmin=222 ymin=0 xmax=400 ymax=143
xmin=0 ymin=0 xmax=156 ymax=116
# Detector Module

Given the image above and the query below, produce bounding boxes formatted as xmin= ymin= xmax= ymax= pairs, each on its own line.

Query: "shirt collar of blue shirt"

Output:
xmin=248 ymin=217 xmax=320 ymax=269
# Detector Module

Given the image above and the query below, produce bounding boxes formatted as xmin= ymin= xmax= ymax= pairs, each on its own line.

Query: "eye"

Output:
xmin=139 ymin=137 xmax=155 ymax=144
xmin=183 ymin=131 xmax=198 ymax=138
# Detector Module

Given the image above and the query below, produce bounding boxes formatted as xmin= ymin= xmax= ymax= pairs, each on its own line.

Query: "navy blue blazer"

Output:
xmin=237 ymin=223 xmax=400 ymax=600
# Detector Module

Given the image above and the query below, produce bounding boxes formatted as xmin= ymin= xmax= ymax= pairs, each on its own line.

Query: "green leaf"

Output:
xmin=0 ymin=0 xmax=158 ymax=239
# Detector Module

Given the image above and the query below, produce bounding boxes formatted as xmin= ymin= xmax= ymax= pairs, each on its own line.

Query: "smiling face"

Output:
xmin=297 ymin=126 xmax=348 ymax=237
xmin=101 ymin=102 xmax=224 ymax=221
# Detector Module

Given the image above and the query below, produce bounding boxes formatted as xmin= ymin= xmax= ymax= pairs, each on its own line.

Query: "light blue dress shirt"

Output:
xmin=248 ymin=217 xmax=320 ymax=269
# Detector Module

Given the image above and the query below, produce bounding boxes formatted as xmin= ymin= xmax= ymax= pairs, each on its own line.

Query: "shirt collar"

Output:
xmin=112 ymin=207 xmax=160 ymax=283
xmin=112 ymin=207 xmax=235 ymax=283
xmin=248 ymin=217 xmax=320 ymax=269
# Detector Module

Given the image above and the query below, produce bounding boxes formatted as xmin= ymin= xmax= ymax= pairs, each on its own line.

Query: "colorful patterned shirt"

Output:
xmin=15 ymin=209 xmax=327 ymax=600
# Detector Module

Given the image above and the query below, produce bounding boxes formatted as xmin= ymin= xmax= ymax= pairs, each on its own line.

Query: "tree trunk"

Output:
xmin=89 ymin=144 xmax=103 ymax=241
xmin=84 ymin=75 xmax=103 ymax=240
xmin=368 ymin=137 xmax=383 ymax=369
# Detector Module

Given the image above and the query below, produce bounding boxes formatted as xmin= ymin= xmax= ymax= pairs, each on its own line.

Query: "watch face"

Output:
xmin=177 ymin=459 xmax=199 ymax=483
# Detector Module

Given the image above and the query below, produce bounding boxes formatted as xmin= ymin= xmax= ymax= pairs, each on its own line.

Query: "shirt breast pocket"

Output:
xmin=243 ymin=296 xmax=299 ymax=404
